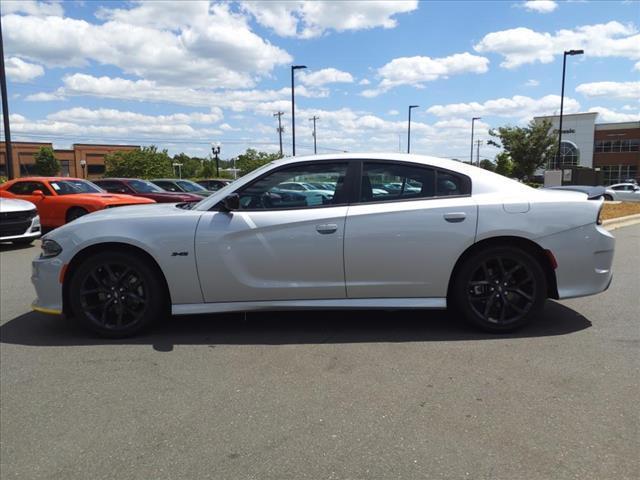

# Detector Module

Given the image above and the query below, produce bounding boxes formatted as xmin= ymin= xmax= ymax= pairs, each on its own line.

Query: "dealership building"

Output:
xmin=534 ymin=112 xmax=639 ymax=185
xmin=0 ymin=142 xmax=139 ymax=180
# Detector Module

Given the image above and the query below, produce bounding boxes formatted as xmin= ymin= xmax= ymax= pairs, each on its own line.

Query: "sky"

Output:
xmin=1 ymin=0 xmax=639 ymax=161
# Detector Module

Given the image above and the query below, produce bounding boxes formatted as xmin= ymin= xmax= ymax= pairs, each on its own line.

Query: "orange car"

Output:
xmin=0 ymin=177 xmax=155 ymax=229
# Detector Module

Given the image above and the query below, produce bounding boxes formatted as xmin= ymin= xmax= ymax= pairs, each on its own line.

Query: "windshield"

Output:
xmin=176 ymin=180 xmax=206 ymax=192
xmin=128 ymin=179 xmax=164 ymax=193
xmin=49 ymin=180 xmax=104 ymax=195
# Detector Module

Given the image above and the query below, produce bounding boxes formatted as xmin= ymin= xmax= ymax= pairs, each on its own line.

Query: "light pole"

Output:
xmin=309 ymin=115 xmax=319 ymax=154
xmin=556 ymin=49 xmax=584 ymax=168
xmin=407 ymin=105 xmax=419 ymax=154
xmin=291 ymin=65 xmax=307 ymax=156
xmin=211 ymin=142 xmax=221 ymax=177
xmin=475 ymin=139 xmax=483 ymax=167
xmin=0 ymin=14 xmax=15 ymax=179
xmin=470 ymin=117 xmax=481 ymax=165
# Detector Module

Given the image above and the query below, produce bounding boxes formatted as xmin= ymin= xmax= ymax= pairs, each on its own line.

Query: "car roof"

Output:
xmin=8 ymin=176 xmax=85 ymax=182
xmin=610 ymin=183 xmax=635 ymax=187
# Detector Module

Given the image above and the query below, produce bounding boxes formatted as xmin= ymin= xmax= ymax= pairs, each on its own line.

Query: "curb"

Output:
xmin=603 ymin=213 xmax=640 ymax=231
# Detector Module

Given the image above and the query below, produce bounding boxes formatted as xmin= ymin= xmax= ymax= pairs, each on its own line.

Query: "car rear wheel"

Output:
xmin=69 ymin=251 xmax=166 ymax=337
xmin=66 ymin=207 xmax=88 ymax=223
xmin=451 ymin=246 xmax=547 ymax=332
xmin=603 ymin=194 xmax=613 ymax=201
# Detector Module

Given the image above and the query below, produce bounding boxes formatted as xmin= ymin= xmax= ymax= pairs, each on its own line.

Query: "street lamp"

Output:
xmin=556 ymin=49 xmax=584 ymax=168
xmin=407 ymin=105 xmax=419 ymax=154
xmin=79 ymin=159 xmax=86 ymax=178
xmin=211 ymin=141 xmax=221 ymax=177
xmin=470 ymin=117 xmax=481 ymax=165
xmin=291 ymin=65 xmax=307 ymax=156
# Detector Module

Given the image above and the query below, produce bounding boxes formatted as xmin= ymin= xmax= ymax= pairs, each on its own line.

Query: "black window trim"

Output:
xmin=212 ymin=159 xmax=358 ymax=212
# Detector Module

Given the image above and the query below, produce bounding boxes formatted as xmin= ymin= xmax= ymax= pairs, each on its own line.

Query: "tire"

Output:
xmin=12 ymin=238 xmax=34 ymax=246
xmin=603 ymin=194 xmax=613 ymax=201
xmin=451 ymin=246 xmax=547 ymax=332
xmin=69 ymin=251 xmax=167 ymax=337
xmin=66 ymin=207 xmax=88 ymax=223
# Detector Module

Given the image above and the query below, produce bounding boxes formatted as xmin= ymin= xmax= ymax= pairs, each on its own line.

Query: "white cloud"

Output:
xmin=635 ymin=61 xmax=640 ymax=71
xmin=388 ymin=109 xmax=400 ymax=116
xmin=1 ymin=0 xmax=64 ymax=17
xmin=576 ymin=81 xmax=640 ymax=100
xmin=46 ymin=107 xmax=223 ymax=125
xmin=474 ymin=21 xmax=640 ymax=68
xmin=5 ymin=57 xmax=44 ymax=82
xmin=427 ymin=94 xmax=580 ymax=121
xmin=359 ymin=78 xmax=371 ymax=85
xmin=3 ymin=3 xmax=291 ymax=88
xmin=522 ymin=1 xmax=558 ymax=13
xmin=363 ymin=52 xmax=489 ymax=96
xmin=525 ymin=79 xmax=540 ymax=87
xmin=589 ymin=107 xmax=640 ymax=123
xmin=299 ymin=68 xmax=354 ymax=87
xmin=240 ymin=0 xmax=418 ymax=38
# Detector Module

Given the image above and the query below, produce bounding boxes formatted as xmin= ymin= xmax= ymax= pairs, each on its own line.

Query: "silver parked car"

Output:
xmin=608 ymin=183 xmax=640 ymax=202
xmin=31 ymin=154 xmax=614 ymax=337
xmin=0 ymin=197 xmax=41 ymax=245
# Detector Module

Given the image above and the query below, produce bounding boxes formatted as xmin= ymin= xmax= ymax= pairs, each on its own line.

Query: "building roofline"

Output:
xmin=534 ymin=112 xmax=598 ymax=119
xmin=73 ymin=143 xmax=140 ymax=148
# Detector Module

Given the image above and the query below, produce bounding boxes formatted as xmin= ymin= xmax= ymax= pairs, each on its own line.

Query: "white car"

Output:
xmin=31 ymin=153 xmax=615 ymax=337
xmin=608 ymin=183 xmax=640 ymax=202
xmin=0 ymin=197 xmax=41 ymax=245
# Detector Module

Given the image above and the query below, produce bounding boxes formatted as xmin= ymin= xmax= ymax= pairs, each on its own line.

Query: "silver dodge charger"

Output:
xmin=31 ymin=154 xmax=615 ymax=337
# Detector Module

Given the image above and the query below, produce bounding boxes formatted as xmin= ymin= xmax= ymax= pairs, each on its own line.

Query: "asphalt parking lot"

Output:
xmin=1 ymin=226 xmax=638 ymax=480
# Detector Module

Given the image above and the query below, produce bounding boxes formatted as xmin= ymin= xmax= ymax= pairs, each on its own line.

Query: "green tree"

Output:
xmin=494 ymin=152 xmax=513 ymax=177
xmin=172 ymin=153 xmax=205 ymax=178
xmin=488 ymin=119 xmax=557 ymax=180
xmin=34 ymin=147 xmax=60 ymax=176
xmin=234 ymin=149 xmax=282 ymax=176
xmin=104 ymin=146 xmax=173 ymax=179
xmin=478 ymin=159 xmax=496 ymax=172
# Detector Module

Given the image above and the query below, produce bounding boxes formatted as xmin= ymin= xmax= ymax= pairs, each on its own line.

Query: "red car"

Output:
xmin=0 ymin=177 xmax=155 ymax=229
xmin=94 ymin=178 xmax=202 ymax=203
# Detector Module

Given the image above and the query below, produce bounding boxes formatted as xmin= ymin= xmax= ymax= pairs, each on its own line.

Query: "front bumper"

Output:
xmin=31 ymin=255 xmax=64 ymax=315
xmin=538 ymin=224 xmax=615 ymax=299
xmin=0 ymin=215 xmax=41 ymax=242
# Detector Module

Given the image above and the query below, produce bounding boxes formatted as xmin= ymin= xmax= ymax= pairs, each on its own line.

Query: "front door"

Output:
xmin=5 ymin=180 xmax=55 ymax=224
xmin=344 ymin=161 xmax=477 ymax=298
xmin=195 ymin=161 xmax=351 ymax=303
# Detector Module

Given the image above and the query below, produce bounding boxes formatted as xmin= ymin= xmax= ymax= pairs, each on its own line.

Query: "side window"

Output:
xmin=436 ymin=171 xmax=469 ymax=196
xmin=155 ymin=181 xmax=179 ymax=192
xmin=8 ymin=181 xmax=51 ymax=195
xmin=360 ymin=162 xmax=435 ymax=203
xmin=237 ymin=162 xmax=348 ymax=210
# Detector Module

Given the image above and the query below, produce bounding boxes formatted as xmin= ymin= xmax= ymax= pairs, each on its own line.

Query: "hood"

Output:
xmin=0 ymin=197 xmax=37 ymax=212
xmin=72 ymin=193 xmax=155 ymax=204
xmin=145 ymin=192 xmax=202 ymax=202
xmin=70 ymin=202 xmax=182 ymax=224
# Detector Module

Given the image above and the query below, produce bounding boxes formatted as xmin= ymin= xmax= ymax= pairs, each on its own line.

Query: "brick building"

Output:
xmin=0 ymin=142 xmax=139 ymax=179
xmin=534 ymin=113 xmax=639 ymax=184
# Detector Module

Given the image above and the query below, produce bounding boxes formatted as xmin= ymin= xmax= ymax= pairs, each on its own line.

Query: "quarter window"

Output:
xmin=8 ymin=181 xmax=51 ymax=195
xmin=237 ymin=162 xmax=348 ymax=210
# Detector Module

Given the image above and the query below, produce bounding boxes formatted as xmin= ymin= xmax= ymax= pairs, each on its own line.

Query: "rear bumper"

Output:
xmin=537 ymin=224 xmax=615 ymax=299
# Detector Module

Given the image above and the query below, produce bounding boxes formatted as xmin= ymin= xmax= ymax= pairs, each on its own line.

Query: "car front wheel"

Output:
xmin=451 ymin=246 xmax=547 ymax=332
xmin=69 ymin=251 xmax=166 ymax=337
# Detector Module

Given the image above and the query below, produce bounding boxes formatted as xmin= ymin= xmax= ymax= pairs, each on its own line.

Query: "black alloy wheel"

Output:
xmin=453 ymin=246 xmax=546 ymax=332
xmin=69 ymin=251 xmax=166 ymax=337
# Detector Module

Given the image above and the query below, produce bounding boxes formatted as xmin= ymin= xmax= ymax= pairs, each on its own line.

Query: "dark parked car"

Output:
xmin=150 ymin=179 xmax=215 ymax=198
xmin=94 ymin=178 xmax=202 ymax=203
xmin=196 ymin=179 xmax=232 ymax=191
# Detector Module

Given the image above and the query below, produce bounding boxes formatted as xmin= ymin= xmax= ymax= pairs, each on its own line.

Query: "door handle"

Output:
xmin=443 ymin=212 xmax=466 ymax=223
xmin=316 ymin=223 xmax=338 ymax=234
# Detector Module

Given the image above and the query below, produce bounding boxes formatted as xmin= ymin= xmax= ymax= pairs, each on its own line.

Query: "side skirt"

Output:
xmin=172 ymin=298 xmax=447 ymax=316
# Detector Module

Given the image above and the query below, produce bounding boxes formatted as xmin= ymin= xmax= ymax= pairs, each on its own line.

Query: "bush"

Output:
xmin=34 ymin=147 xmax=60 ymax=176
xmin=104 ymin=146 xmax=173 ymax=179
xmin=0 ymin=176 xmax=7 ymax=185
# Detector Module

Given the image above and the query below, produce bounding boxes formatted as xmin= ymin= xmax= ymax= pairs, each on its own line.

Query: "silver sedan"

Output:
xmin=31 ymin=154 xmax=615 ymax=337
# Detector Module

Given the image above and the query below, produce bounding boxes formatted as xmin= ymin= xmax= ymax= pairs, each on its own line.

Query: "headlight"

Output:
xmin=41 ymin=239 xmax=62 ymax=258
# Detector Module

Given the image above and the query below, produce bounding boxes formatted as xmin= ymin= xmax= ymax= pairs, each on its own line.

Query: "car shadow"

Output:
xmin=0 ymin=241 xmax=37 ymax=252
xmin=0 ymin=300 xmax=591 ymax=352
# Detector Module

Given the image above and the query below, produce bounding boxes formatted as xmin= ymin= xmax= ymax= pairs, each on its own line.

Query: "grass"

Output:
xmin=601 ymin=202 xmax=640 ymax=221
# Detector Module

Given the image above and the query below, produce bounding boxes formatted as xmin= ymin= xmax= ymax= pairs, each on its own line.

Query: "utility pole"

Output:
xmin=475 ymin=139 xmax=483 ymax=167
xmin=0 ymin=14 xmax=14 ymax=179
xmin=309 ymin=115 xmax=319 ymax=154
xmin=470 ymin=117 xmax=481 ymax=165
xmin=273 ymin=111 xmax=284 ymax=157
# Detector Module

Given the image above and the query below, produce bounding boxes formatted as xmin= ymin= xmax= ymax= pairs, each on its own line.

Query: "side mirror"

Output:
xmin=32 ymin=190 xmax=45 ymax=197
xmin=221 ymin=193 xmax=240 ymax=212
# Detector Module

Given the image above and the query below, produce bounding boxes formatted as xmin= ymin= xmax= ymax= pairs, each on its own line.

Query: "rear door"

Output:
xmin=195 ymin=161 xmax=353 ymax=303
xmin=344 ymin=160 xmax=477 ymax=299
